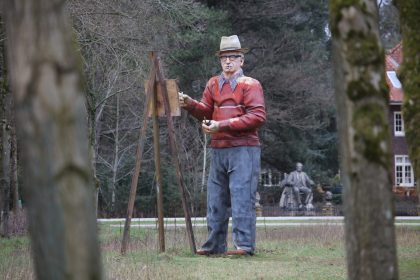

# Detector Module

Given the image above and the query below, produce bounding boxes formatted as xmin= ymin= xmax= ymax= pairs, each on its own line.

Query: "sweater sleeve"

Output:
xmin=184 ymin=79 xmax=214 ymax=121
xmin=218 ymin=79 xmax=266 ymax=131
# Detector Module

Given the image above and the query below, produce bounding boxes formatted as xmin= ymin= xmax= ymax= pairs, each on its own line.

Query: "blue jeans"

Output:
xmin=201 ymin=146 xmax=260 ymax=254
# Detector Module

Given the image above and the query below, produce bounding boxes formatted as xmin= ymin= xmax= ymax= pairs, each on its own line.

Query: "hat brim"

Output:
xmin=215 ymin=48 xmax=249 ymax=56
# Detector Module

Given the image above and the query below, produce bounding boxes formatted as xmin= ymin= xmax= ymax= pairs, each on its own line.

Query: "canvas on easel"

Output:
xmin=145 ymin=79 xmax=181 ymax=117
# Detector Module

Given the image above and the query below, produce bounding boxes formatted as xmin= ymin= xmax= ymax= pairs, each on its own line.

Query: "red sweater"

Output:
xmin=185 ymin=75 xmax=266 ymax=148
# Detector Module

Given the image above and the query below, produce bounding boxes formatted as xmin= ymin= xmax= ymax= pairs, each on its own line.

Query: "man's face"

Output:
xmin=296 ymin=164 xmax=303 ymax=172
xmin=219 ymin=51 xmax=244 ymax=75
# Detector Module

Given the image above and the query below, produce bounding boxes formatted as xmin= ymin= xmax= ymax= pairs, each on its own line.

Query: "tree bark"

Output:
xmin=87 ymin=94 xmax=100 ymax=217
xmin=111 ymin=92 xmax=120 ymax=212
xmin=329 ymin=1 xmax=399 ymax=279
xmin=10 ymin=109 xmax=19 ymax=213
xmin=394 ymin=0 xmax=420 ymax=201
xmin=2 ymin=0 xmax=103 ymax=279
xmin=0 ymin=15 xmax=11 ymax=238
xmin=0 ymin=103 xmax=11 ymax=238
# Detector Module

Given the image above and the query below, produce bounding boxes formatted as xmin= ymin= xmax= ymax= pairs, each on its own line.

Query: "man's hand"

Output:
xmin=202 ymin=119 xmax=220 ymax=134
xmin=178 ymin=92 xmax=193 ymax=107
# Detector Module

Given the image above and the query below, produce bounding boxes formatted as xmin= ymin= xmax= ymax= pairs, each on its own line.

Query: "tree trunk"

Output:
xmin=0 ymin=105 xmax=11 ymax=238
xmin=329 ymin=1 xmax=399 ymax=279
xmin=0 ymin=15 xmax=11 ymax=238
xmin=394 ymin=1 xmax=420 ymax=202
xmin=92 ymin=144 xmax=100 ymax=217
xmin=2 ymin=0 xmax=103 ymax=279
xmin=111 ymin=92 xmax=120 ymax=212
xmin=87 ymin=92 xmax=100 ymax=217
xmin=10 ymin=109 xmax=19 ymax=213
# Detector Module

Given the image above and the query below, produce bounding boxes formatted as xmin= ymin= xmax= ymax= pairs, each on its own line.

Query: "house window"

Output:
xmin=395 ymin=155 xmax=414 ymax=187
xmin=394 ymin=112 xmax=405 ymax=136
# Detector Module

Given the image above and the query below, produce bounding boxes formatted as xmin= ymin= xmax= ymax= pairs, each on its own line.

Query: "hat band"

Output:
xmin=220 ymin=47 xmax=241 ymax=51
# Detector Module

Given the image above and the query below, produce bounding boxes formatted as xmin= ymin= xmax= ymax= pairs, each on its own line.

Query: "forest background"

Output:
xmin=0 ymin=0 xmax=402 ymax=217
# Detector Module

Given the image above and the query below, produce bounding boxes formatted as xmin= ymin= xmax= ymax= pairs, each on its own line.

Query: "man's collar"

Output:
xmin=218 ymin=69 xmax=244 ymax=91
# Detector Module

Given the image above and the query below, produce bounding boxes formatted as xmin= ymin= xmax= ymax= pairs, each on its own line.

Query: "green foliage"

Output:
xmin=159 ymin=2 xmax=232 ymax=214
xmin=224 ymin=0 xmax=338 ymax=179
xmin=166 ymin=5 xmax=232 ymax=98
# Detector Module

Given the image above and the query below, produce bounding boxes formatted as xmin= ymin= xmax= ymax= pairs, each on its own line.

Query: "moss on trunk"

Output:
xmin=329 ymin=0 xmax=398 ymax=279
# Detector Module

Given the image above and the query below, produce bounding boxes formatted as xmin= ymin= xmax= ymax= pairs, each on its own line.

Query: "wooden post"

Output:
xmin=153 ymin=54 xmax=197 ymax=253
xmin=151 ymin=52 xmax=165 ymax=252
xmin=121 ymin=65 xmax=156 ymax=255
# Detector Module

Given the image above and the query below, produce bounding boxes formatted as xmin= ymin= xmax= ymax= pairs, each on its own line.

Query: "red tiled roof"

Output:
xmin=385 ymin=42 xmax=403 ymax=103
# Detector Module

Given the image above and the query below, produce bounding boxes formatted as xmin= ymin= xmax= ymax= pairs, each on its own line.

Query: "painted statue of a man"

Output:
xmin=179 ymin=35 xmax=266 ymax=256
xmin=286 ymin=162 xmax=314 ymax=210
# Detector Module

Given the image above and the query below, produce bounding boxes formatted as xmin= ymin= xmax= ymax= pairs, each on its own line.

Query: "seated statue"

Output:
xmin=284 ymin=162 xmax=315 ymax=210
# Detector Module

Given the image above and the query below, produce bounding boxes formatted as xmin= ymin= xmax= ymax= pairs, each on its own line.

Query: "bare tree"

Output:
xmin=394 ymin=0 xmax=420 ymax=202
xmin=329 ymin=0 xmax=398 ymax=279
xmin=3 ymin=0 xmax=102 ymax=279
xmin=68 ymin=0 xmax=171 ymax=214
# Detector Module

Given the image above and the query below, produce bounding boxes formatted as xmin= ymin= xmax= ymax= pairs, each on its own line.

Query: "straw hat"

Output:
xmin=216 ymin=35 xmax=249 ymax=56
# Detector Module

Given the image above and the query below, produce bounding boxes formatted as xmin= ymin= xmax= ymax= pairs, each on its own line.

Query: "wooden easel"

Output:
xmin=121 ymin=52 xmax=196 ymax=255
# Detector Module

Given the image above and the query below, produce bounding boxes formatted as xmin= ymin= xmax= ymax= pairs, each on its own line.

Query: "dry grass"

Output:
xmin=1 ymin=224 xmax=419 ymax=280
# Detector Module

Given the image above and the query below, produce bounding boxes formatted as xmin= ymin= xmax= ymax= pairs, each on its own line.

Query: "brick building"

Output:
xmin=385 ymin=43 xmax=417 ymax=196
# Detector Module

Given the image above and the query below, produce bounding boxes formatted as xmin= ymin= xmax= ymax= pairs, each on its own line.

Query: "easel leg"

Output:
xmin=122 ymin=52 xmax=196 ymax=255
xmin=121 ymin=67 xmax=156 ymax=255
xmin=153 ymin=81 xmax=165 ymax=253
xmin=152 ymin=53 xmax=197 ymax=253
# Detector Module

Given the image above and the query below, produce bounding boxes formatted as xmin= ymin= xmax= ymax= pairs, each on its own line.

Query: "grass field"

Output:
xmin=1 ymin=222 xmax=419 ymax=279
